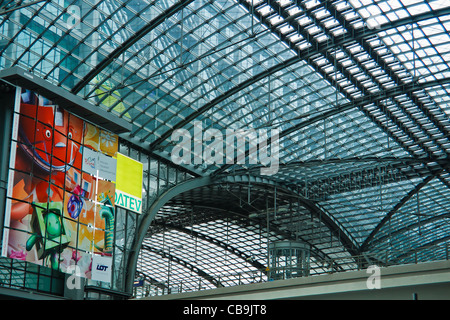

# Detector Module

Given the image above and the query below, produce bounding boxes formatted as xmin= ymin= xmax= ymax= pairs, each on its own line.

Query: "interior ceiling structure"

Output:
xmin=1 ymin=0 xmax=450 ymax=291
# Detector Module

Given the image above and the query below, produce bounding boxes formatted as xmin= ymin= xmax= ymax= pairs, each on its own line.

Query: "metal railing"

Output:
xmin=133 ymin=242 xmax=450 ymax=298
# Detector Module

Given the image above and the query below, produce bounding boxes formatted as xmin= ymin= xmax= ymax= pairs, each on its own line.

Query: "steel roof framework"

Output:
xmin=1 ymin=0 xmax=450 ymax=294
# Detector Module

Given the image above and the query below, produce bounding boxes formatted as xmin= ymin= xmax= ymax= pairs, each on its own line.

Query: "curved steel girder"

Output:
xmin=213 ymin=76 xmax=450 ymax=176
xmin=164 ymin=204 xmax=340 ymax=265
xmin=71 ymin=0 xmax=195 ymax=94
xmin=221 ymin=174 xmax=361 ymax=254
xmin=125 ymin=176 xmax=212 ymax=293
xmin=155 ymin=197 xmax=347 ymax=272
xmin=317 ymin=0 xmax=450 ymax=156
xmin=154 ymin=222 xmax=267 ymax=271
xmin=148 ymin=4 xmax=450 ymax=152
xmin=278 ymin=75 xmax=450 ymax=139
xmin=223 ymin=156 xmax=448 ymax=176
xmin=360 ymin=160 xmax=450 ymax=253
xmin=0 ymin=0 xmax=46 ymax=15
xmin=360 ymin=174 xmax=437 ymax=253
xmin=297 ymin=0 xmax=450 ymax=159
xmin=125 ymin=173 xmax=356 ymax=292
xmin=195 ymin=174 xmax=360 ymax=256
xmin=141 ymin=244 xmax=222 ymax=288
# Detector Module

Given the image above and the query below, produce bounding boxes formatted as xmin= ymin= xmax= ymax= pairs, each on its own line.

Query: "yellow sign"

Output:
xmin=115 ymin=153 xmax=143 ymax=214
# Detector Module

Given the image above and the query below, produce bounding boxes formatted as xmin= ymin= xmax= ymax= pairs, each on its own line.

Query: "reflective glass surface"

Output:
xmin=1 ymin=0 xmax=450 ymax=294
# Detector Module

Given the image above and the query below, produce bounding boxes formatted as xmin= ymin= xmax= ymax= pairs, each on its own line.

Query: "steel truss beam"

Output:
xmin=213 ymin=74 xmax=450 ymax=176
xmin=229 ymin=156 xmax=448 ymax=174
xmin=213 ymin=174 xmax=360 ymax=257
xmin=0 ymin=0 xmax=46 ymax=15
xmin=393 ymin=235 xmax=450 ymax=262
xmin=375 ymin=213 xmax=450 ymax=252
xmin=154 ymin=202 xmax=346 ymax=271
xmin=278 ymin=78 xmax=450 ymax=140
xmin=250 ymin=0 xmax=450 ymax=162
xmin=141 ymin=244 xmax=222 ymax=288
xmin=212 ymin=0 xmax=450 ymax=176
xmin=154 ymin=177 xmax=356 ymax=263
xmin=224 ymin=157 xmax=448 ymax=198
xmin=318 ymin=0 xmax=450 ymax=156
xmin=153 ymin=222 xmax=267 ymax=272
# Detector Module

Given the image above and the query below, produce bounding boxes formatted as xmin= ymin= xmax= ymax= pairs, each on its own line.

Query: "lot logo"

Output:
xmin=91 ymin=255 xmax=113 ymax=283
xmin=96 ymin=264 xmax=109 ymax=271
xmin=170 ymin=121 xmax=279 ymax=175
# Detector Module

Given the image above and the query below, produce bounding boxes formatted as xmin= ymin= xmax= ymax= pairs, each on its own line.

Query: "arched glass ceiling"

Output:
xmin=2 ymin=0 xmax=450 ymax=166
xmin=138 ymin=219 xmax=279 ymax=291
xmin=1 ymin=0 xmax=450 ymax=294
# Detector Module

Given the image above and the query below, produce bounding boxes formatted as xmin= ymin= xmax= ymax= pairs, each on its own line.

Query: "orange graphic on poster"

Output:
xmin=100 ymin=129 xmax=118 ymax=157
xmin=4 ymin=88 xmax=118 ymax=279
xmin=83 ymin=122 xmax=100 ymax=151
xmin=10 ymin=91 xmax=83 ymax=222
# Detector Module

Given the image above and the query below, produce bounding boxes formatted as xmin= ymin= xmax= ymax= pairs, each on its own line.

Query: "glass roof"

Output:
xmin=1 ymin=0 xmax=450 ymax=294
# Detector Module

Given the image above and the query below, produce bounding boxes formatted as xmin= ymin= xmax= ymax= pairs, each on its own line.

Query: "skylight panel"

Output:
xmin=315 ymin=34 xmax=329 ymax=42
xmin=406 ymin=3 xmax=431 ymax=16
xmin=269 ymin=14 xmax=284 ymax=26
xmin=304 ymin=0 xmax=320 ymax=10
xmin=278 ymin=0 xmax=293 ymax=7
xmin=400 ymin=0 xmax=423 ymax=5
xmin=297 ymin=15 xmax=313 ymax=26
xmin=288 ymin=6 xmax=301 ymax=16
xmin=280 ymin=24 xmax=294 ymax=34
xmin=314 ymin=8 xmax=330 ymax=20
xmin=360 ymin=0 xmax=373 ymax=6
xmin=257 ymin=4 xmax=273 ymax=16
xmin=367 ymin=15 xmax=388 ymax=29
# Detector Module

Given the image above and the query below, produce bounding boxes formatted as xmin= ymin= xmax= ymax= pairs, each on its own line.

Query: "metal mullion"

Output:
xmin=15 ymin=2 xmax=71 ymax=71
xmin=72 ymin=0 xmax=196 ymax=95
xmin=138 ymin=84 xmax=214 ymax=140
xmin=215 ymin=77 xmax=298 ymax=125
xmin=0 ymin=0 xmax=50 ymax=60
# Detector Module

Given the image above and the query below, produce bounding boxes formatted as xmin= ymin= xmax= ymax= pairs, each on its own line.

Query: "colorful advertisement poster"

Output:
xmin=115 ymin=153 xmax=143 ymax=214
xmin=2 ymin=87 xmax=118 ymax=282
